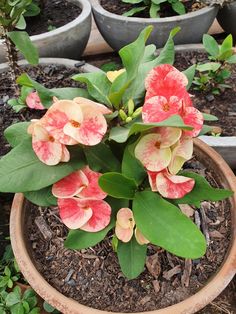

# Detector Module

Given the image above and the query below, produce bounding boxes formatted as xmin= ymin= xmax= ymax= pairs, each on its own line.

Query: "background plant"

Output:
xmin=122 ymin=0 xmax=186 ymax=17
xmin=193 ymin=34 xmax=236 ymax=95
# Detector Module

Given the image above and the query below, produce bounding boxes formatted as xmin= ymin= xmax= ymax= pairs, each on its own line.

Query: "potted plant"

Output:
xmin=0 ymin=0 xmax=92 ymax=62
xmin=0 ymin=27 xmax=235 ymax=313
xmin=91 ymin=0 xmax=219 ymax=50
xmin=217 ymin=0 xmax=236 ymax=39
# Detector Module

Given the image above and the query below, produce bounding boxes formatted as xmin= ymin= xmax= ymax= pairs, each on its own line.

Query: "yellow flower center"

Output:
xmin=70 ymin=120 xmax=81 ymax=128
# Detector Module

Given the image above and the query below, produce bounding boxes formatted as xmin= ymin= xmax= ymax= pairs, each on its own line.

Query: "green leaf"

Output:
xmin=117 ymin=236 xmax=147 ymax=279
xmin=65 ymin=215 xmax=115 ymax=250
xmin=122 ymin=0 xmax=144 ymax=3
xmin=72 ymin=72 xmax=112 ymax=107
xmin=227 ymin=54 xmax=236 ymax=64
xmin=51 ymin=87 xmax=90 ymax=100
xmin=219 ymin=34 xmax=233 ymax=57
xmin=4 ymin=122 xmax=31 ymax=147
xmin=28 ymin=308 xmax=40 ymax=314
xmin=133 ymin=191 xmax=206 ymax=258
xmin=183 ymin=64 xmax=196 ymax=90
xmin=172 ymin=172 xmax=233 ymax=207
xmin=99 ymin=172 xmax=137 ymax=199
xmin=15 ymin=14 xmax=26 ymax=30
xmin=172 ymin=1 xmax=185 ymax=14
xmin=202 ymin=113 xmax=218 ymax=121
xmin=149 ymin=2 xmax=160 ymax=18
xmin=83 ymin=143 xmax=120 ymax=173
xmin=202 ymin=34 xmax=220 ymax=58
xmin=123 ymin=6 xmax=146 ymax=17
xmin=198 ymin=125 xmax=214 ymax=136
xmin=5 ymin=291 xmax=21 ymax=307
xmin=43 ymin=302 xmax=56 ymax=313
xmin=196 ymin=62 xmax=221 ymax=72
xmin=9 ymin=303 xmax=24 ymax=314
xmin=22 ymin=301 xmax=30 ymax=313
xmin=24 ymin=186 xmax=57 ymax=206
xmin=0 ymin=139 xmax=86 ymax=192
xmin=122 ymin=143 xmax=146 ymax=185
xmin=17 ymin=73 xmax=53 ymax=107
xmin=24 ymin=2 xmax=40 ymax=17
xmin=109 ymin=115 xmax=193 ymax=143
xmin=7 ymin=31 xmax=38 ymax=65
xmin=142 ymin=44 xmax=156 ymax=63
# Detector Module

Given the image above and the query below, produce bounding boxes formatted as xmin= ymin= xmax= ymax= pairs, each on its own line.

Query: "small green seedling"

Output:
xmin=122 ymin=0 xmax=186 ymax=18
xmin=193 ymin=34 xmax=236 ymax=95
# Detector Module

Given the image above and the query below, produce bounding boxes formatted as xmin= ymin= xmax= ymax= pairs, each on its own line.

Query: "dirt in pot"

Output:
xmin=174 ymin=50 xmax=236 ymax=137
xmin=100 ymin=0 xmax=206 ymax=18
xmin=27 ymin=160 xmax=233 ymax=312
xmin=25 ymin=0 xmax=82 ymax=36
xmin=0 ymin=64 xmax=85 ymax=157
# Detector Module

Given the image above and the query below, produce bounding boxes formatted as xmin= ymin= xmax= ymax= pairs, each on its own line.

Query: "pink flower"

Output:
xmin=143 ymin=65 xmax=203 ymax=137
xmin=134 ymin=127 xmax=181 ymax=172
xmin=52 ymin=166 xmax=111 ymax=231
xmin=42 ymin=98 xmax=109 ymax=146
xmin=28 ymin=121 xmax=69 ymax=166
xmin=148 ymin=169 xmax=195 ymax=199
xmin=26 ymin=91 xmax=45 ymax=110
xmin=115 ymin=208 xmax=149 ymax=244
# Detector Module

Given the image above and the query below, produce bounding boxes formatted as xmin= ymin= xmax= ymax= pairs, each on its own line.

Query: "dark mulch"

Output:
xmin=27 ymin=159 xmax=232 ymax=312
xmin=100 ymin=0 xmax=206 ymax=18
xmin=0 ymin=64 xmax=83 ymax=157
xmin=25 ymin=0 xmax=81 ymax=36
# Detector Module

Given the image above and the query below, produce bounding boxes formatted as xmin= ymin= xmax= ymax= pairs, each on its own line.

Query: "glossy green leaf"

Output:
xmin=227 ymin=54 xmax=236 ymax=64
xmin=183 ymin=64 xmax=196 ymax=90
xmin=122 ymin=143 xmax=146 ymax=185
xmin=142 ymin=44 xmax=156 ymax=63
xmin=7 ymin=31 xmax=38 ymax=65
xmin=4 ymin=122 xmax=31 ymax=147
xmin=172 ymin=172 xmax=233 ymax=207
xmin=72 ymin=72 xmax=112 ymax=107
xmin=99 ymin=172 xmax=137 ymax=199
xmin=172 ymin=1 xmax=185 ymax=14
xmin=149 ymin=2 xmax=160 ymax=18
xmin=64 ymin=216 xmax=115 ymax=250
xmin=196 ymin=62 xmax=221 ymax=72
xmin=24 ymin=186 xmax=57 ymax=206
xmin=123 ymin=6 xmax=146 ymax=16
xmin=202 ymin=113 xmax=218 ymax=121
xmin=133 ymin=191 xmax=206 ymax=258
xmin=84 ymin=142 xmax=120 ymax=173
xmin=219 ymin=34 xmax=233 ymax=57
xmin=0 ymin=139 xmax=86 ymax=192
xmin=51 ymin=87 xmax=90 ymax=100
xmin=117 ymin=236 xmax=147 ymax=279
xmin=109 ymin=115 xmax=193 ymax=143
xmin=203 ymin=34 xmax=219 ymax=58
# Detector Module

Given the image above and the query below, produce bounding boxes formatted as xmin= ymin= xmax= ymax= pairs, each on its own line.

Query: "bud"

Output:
xmin=127 ymin=99 xmax=135 ymax=116
xmin=126 ymin=117 xmax=132 ymax=123
xmin=132 ymin=107 xmax=142 ymax=118
xmin=119 ymin=109 xmax=127 ymax=121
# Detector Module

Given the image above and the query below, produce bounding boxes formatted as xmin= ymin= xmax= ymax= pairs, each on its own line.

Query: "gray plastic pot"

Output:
xmin=91 ymin=0 xmax=219 ymax=51
xmin=174 ymin=43 xmax=236 ymax=169
xmin=217 ymin=2 xmax=236 ymax=39
xmin=0 ymin=0 xmax=92 ymax=63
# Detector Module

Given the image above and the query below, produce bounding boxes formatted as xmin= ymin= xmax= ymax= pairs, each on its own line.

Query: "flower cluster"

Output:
xmin=134 ymin=64 xmax=204 ymax=199
xmin=51 ymin=166 xmax=111 ymax=232
xmin=27 ymin=97 xmax=111 ymax=165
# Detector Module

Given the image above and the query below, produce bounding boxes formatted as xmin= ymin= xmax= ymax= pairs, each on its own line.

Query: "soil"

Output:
xmin=0 ymin=63 xmax=84 ymax=157
xmin=27 ymin=159 xmax=233 ymax=313
xmin=100 ymin=0 xmax=206 ymax=18
xmin=25 ymin=0 xmax=81 ymax=36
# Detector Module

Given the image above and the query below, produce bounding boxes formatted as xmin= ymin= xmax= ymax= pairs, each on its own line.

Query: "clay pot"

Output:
xmin=91 ymin=0 xmax=219 ymax=51
xmin=10 ymin=139 xmax=236 ymax=314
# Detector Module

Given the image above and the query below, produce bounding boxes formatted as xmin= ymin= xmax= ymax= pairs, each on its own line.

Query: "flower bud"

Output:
xmin=119 ymin=109 xmax=127 ymax=121
xmin=132 ymin=107 xmax=142 ymax=118
xmin=127 ymin=99 xmax=135 ymax=116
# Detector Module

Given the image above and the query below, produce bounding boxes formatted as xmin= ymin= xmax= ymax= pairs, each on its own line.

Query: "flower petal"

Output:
xmin=115 ymin=224 xmax=133 ymax=243
xmin=135 ymin=228 xmax=149 ymax=245
xmin=32 ymin=124 xmax=62 ymax=166
xmin=182 ymin=107 xmax=204 ymax=137
xmin=134 ymin=133 xmax=171 ymax=172
xmin=60 ymin=145 xmax=70 ymax=163
xmin=42 ymin=100 xmax=82 ymax=145
xmin=64 ymin=105 xmax=107 ymax=146
xmin=52 ymin=170 xmax=88 ymax=198
xmin=157 ymin=127 xmax=182 ymax=148
xmin=26 ymin=92 xmax=45 ymax=110
xmin=73 ymin=97 xmax=112 ymax=115
xmin=169 ymin=137 xmax=193 ymax=175
xmin=78 ymin=166 xmax=107 ymax=200
xmin=147 ymin=170 xmax=158 ymax=191
xmin=142 ymin=95 xmax=182 ymax=123
xmin=145 ymin=65 xmax=188 ymax=101
xmin=58 ymin=198 xmax=92 ymax=229
xmin=116 ymin=208 xmax=135 ymax=229
xmin=156 ymin=171 xmax=195 ymax=199
xmin=107 ymin=69 xmax=125 ymax=83
xmin=80 ymin=199 xmax=111 ymax=232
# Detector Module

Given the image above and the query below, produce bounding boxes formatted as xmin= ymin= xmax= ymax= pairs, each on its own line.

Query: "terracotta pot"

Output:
xmin=10 ymin=139 xmax=236 ymax=314
xmin=91 ymin=0 xmax=219 ymax=51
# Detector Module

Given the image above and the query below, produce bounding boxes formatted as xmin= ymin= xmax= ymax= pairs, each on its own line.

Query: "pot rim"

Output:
xmin=0 ymin=0 xmax=91 ymax=44
xmin=91 ymin=0 xmax=218 ymax=23
xmin=10 ymin=138 xmax=236 ymax=314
